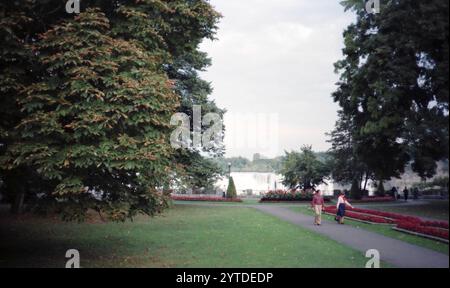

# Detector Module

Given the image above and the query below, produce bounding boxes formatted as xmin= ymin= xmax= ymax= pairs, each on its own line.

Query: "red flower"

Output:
xmin=397 ymin=221 xmax=449 ymax=240
xmin=324 ymin=205 xmax=449 ymax=240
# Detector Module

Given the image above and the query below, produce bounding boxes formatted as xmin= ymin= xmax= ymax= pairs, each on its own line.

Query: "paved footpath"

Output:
xmin=252 ymin=205 xmax=449 ymax=268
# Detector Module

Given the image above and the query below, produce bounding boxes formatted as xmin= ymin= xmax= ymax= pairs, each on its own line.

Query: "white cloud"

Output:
xmin=200 ymin=0 xmax=355 ymax=158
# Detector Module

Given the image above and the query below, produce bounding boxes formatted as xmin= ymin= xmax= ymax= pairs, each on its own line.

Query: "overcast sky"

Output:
xmin=200 ymin=0 xmax=355 ymax=159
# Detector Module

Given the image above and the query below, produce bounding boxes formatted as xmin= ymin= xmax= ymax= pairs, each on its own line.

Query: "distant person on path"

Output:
xmin=390 ymin=186 xmax=398 ymax=200
xmin=403 ymin=187 xmax=409 ymax=202
xmin=311 ymin=190 xmax=325 ymax=226
xmin=335 ymin=192 xmax=354 ymax=225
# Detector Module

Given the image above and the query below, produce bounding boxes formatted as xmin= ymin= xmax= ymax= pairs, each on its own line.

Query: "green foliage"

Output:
xmin=333 ymin=0 xmax=449 ymax=181
xmin=327 ymin=110 xmax=374 ymax=189
xmin=175 ymin=150 xmax=223 ymax=193
xmin=226 ymin=177 xmax=237 ymax=199
xmin=1 ymin=9 xmax=178 ymax=221
xmin=0 ymin=1 xmax=49 ymax=211
xmin=0 ymin=1 xmax=222 ymax=221
xmin=261 ymin=190 xmax=332 ymax=202
xmin=280 ymin=146 xmax=330 ymax=190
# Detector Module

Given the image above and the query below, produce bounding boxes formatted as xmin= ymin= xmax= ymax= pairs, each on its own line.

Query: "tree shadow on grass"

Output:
xmin=0 ymin=208 xmax=162 ymax=268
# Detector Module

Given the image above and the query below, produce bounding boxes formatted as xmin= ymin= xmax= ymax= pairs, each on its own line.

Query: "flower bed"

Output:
xmin=323 ymin=206 xmax=394 ymax=224
xmin=396 ymin=222 xmax=449 ymax=240
xmin=421 ymin=220 xmax=449 ymax=230
xmin=349 ymin=207 xmax=420 ymax=222
xmin=351 ymin=196 xmax=395 ymax=203
xmin=171 ymin=195 xmax=243 ymax=203
xmin=323 ymin=205 xmax=449 ymax=241
xmin=260 ymin=190 xmax=332 ymax=203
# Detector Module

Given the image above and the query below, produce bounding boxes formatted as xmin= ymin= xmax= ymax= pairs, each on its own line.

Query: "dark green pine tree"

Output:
xmin=1 ymin=9 xmax=179 ymax=221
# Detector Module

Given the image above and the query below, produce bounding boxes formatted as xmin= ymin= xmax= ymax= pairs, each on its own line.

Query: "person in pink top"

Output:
xmin=311 ymin=190 xmax=325 ymax=226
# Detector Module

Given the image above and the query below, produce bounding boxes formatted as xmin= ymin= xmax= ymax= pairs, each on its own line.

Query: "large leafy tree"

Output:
xmin=0 ymin=0 xmax=223 ymax=219
xmin=333 ymin=0 xmax=449 ymax=183
xmin=0 ymin=1 xmax=54 ymax=213
xmin=2 ymin=9 xmax=179 ymax=221
xmin=280 ymin=146 xmax=330 ymax=190
xmin=109 ymin=0 xmax=225 ymax=190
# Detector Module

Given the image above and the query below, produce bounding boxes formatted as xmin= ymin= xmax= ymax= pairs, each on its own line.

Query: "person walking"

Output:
xmin=335 ymin=191 xmax=353 ymax=224
xmin=391 ymin=186 xmax=398 ymax=200
xmin=403 ymin=187 xmax=409 ymax=202
xmin=311 ymin=190 xmax=325 ymax=226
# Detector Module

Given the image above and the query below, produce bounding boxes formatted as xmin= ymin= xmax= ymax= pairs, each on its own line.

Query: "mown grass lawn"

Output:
xmin=173 ymin=199 xmax=301 ymax=206
xmin=0 ymin=204 xmax=379 ymax=268
xmin=290 ymin=206 xmax=449 ymax=255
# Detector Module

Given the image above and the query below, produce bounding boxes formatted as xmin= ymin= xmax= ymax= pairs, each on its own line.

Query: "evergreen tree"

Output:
xmin=226 ymin=177 xmax=237 ymax=199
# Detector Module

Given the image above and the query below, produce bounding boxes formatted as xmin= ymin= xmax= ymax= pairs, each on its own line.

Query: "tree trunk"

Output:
xmin=363 ymin=173 xmax=369 ymax=191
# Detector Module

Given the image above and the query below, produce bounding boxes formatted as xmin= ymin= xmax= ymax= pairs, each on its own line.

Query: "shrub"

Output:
xmin=171 ymin=195 xmax=242 ymax=203
xmin=260 ymin=190 xmax=331 ymax=202
xmin=226 ymin=177 xmax=237 ymax=199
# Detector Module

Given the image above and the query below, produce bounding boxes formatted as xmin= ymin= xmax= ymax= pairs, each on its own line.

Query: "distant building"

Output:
xmin=214 ymin=161 xmax=448 ymax=197
xmin=216 ymin=172 xmax=285 ymax=196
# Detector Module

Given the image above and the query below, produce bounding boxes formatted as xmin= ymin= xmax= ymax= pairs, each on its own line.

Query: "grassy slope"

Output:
xmin=290 ymin=206 xmax=449 ymax=255
xmin=0 ymin=204 xmax=382 ymax=268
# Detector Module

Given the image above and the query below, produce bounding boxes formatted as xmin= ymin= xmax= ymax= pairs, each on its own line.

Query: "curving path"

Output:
xmin=252 ymin=205 xmax=449 ymax=268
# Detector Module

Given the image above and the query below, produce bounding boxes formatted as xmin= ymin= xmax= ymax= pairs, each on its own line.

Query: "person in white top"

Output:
xmin=335 ymin=192 xmax=354 ymax=224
